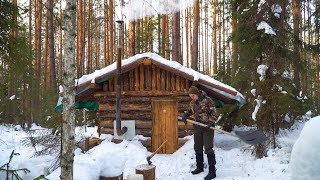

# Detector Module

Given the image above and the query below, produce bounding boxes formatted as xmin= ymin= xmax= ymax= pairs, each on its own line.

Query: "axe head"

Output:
xmin=146 ymin=156 xmax=152 ymax=165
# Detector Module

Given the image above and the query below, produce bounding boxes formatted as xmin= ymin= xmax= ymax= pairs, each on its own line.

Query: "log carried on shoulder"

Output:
xmin=178 ymin=117 xmax=267 ymax=145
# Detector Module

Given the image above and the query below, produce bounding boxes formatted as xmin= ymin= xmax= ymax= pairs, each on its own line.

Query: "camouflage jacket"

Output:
xmin=185 ymin=90 xmax=217 ymax=125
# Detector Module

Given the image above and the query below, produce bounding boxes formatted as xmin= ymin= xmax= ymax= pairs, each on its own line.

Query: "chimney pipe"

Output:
xmin=116 ymin=20 xmax=127 ymax=136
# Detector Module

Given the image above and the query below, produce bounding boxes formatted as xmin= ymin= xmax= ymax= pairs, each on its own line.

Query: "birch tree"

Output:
xmin=60 ymin=0 xmax=76 ymax=179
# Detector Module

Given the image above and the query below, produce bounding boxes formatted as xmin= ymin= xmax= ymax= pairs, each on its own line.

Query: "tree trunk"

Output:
xmin=35 ymin=0 xmax=42 ymax=78
xmin=95 ymin=19 xmax=101 ymax=70
xmin=44 ymin=3 xmax=49 ymax=90
xmin=191 ymin=0 xmax=199 ymax=71
xmin=86 ymin=0 xmax=92 ymax=74
xmin=222 ymin=1 xmax=226 ymax=76
xmin=28 ymin=0 xmax=32 ymax=44
xmin=200 ymin=0 xmax=204 ymax=73
xmin=8 ymin=0 xmax=18 ymax=123
xmin=218 ymin=1 xmax=222 ymax=71
xmin=186 ymin=8 xmax=190 ymax=67
xmin=212 ymin=0 xmax=217 ymax=74
xmin=77 ymin=0 xmax=84 ymax=77
xmin=161 ymin=14 xmax=169 ymax=58
xmin=59 ymin=0 xmax=63 ymax=82
xmin=48 ymin=0 xmax=56 ymax=90
xmin=33 ymin=0 xmax=43 ymax=121
xmin=60 ymin=0 xmax=76 ymax=179
xmin=231 ymin=0 xmax=238 ymax=77
xmin=128 ymin=20 xmax=136 ymax=56
xmin=204 ymin=2 xmax=209 ymax=74
xmin=292 ymin=0 xmax=301 ymax=92
xmin=108 ymin=0 xmax=114 ymax=64
xmin=136 ymin=19 xmax=141 ymax=54
xmin=104 ymin=0 xmax=109 ymax=66
xmin=172 ymin=1 xmax=181 ymax=63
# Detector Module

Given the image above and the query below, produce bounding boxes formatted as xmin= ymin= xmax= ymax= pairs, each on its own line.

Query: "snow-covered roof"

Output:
xmin=76 ymin=52 xmax=245 ymax=105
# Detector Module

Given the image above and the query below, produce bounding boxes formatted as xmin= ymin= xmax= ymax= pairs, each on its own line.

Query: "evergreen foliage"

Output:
xmin=22 ymin=129 xmax=61 ymax=156
xmin=0 ymin=1 xmax=59 ymax=127
xmin=135 ymin=16 xmax=160 ymax=53
xmin=225 ymin=0 xmax=311 ymax=158
xmin=0 ymin=1 xmax=35 ymax=126
xmin=34 ymin=175 xmax=49 ymax=180
xmin=0 ymin=150 xmax=30 ymax=180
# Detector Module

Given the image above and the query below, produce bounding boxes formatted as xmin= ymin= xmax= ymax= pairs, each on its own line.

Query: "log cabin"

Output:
xmin=74 ymin=53 xmax=245 ymax=153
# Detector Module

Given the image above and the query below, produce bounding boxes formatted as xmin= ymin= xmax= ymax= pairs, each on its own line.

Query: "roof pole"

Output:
xmin=116 ymin=20 xmax=127 ymax=136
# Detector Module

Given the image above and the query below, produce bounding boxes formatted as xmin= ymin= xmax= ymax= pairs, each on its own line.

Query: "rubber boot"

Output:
xmin=204 ymin=153 xmax=216 ymax=180
xmin=191 ymin=153 xmax=204 ymax=175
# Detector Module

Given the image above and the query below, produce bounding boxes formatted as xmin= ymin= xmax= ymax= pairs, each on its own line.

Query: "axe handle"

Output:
xmin=178 ymin=117 xmax=236 ymax=137
xmin=148 ymin=140 xmax=167 ymax=159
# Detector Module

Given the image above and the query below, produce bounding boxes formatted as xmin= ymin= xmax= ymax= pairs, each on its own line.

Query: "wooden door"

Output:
xmin=151 ymin=99 xmax=178 ymax=154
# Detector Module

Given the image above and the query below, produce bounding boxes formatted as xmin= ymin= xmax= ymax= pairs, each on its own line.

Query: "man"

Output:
xmin=180 ymin=86 xmax=217 ymax=180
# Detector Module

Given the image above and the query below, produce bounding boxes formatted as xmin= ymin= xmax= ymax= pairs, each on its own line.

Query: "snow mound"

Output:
xmin=290 ymin=116 xmax=320 ymax=180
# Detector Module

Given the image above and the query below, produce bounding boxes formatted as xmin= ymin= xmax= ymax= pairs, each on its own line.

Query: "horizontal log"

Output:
xmin=179 ymin=129 xmax=194 ymax=137
xmin=100 ymin=127 xmax=152 ymax=137
xmin=95 ymin=90 xmax=188 ymax=97
xmin=97 ymin=113 xmax=189 ymax=121
xmin=97 ymin=117 xmax=152 ymax=122
xmin=98 ymin=117 xmax=151 ymax=121
xmin=99 ymin=96 xmax=151 ymax=103
xmin=96 ymin=112 xmax=152 ymax=120
xmin=136 ymin=138 xmax=189 ymax=148
xmin=99 ymin=103 xmax=188 ymax=112
xmin=96 ymin=111 xmax=188 ymax=120
xmin=76 ymin=89 xmax=97 ymax=102
xmin=178 ymin=122 xmax=194 ymax=130
xmin=98 ymin=96 xmax=190 ymax=104
xmin=99 ymin=127 xmax=114 ymax=134
xmin=178 ymin=103 xmax=189 ymax=109
xmin=100 ymin=127 xmax=192 ymax=138
xmin=112 ymin=137 xmax=188 ymax=149
xmin=99 ymin=120 xmax=152 ymax=129
xmin=98 ymin=103 xmax=151 ymax=111
xmin=98 ymin=120 xmax=192 ymax=130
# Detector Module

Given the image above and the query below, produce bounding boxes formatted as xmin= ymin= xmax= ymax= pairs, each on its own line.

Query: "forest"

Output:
xmin=0 ymin=0 xmax=320 ymax=171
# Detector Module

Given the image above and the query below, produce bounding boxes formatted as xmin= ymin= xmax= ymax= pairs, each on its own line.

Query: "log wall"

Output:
xmin=94 ymin=60 xmax=194 ymax=149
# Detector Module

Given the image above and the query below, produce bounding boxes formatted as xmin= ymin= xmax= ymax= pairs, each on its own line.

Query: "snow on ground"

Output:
xmin=0 ymin=118 xmax=311 ymax=180
xmin=290 ymin=116 xmax=320 ymax=180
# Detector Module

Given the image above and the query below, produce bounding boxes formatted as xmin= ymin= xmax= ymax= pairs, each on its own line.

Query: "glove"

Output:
xmin=180 ymin=114 xmax=188 ymax=122
xmin=206 ymin=121 xmax=215 ymax=130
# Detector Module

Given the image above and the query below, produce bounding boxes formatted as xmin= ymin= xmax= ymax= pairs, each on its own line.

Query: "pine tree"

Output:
xmin=230 ymin=0 xmax=308 ymax=158
xmin=0 ymin=0 xmax=34 ymax=125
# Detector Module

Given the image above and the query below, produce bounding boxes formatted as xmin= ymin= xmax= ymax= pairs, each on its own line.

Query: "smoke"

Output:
xmin=116 ymin=0 xmax=196 ymax=23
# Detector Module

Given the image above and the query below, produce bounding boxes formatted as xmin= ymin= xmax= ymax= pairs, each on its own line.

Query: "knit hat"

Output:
xmin=188 ymin=86 xmax=199 ymax=95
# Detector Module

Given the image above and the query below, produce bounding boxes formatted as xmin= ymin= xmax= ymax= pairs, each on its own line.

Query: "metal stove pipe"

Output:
xmin=116 ymin=20 xmax=127 ymax=136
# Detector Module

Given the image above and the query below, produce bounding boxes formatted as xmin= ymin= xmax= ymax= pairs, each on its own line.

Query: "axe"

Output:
xmin=146 ymin=140 xmax=167 ymax=165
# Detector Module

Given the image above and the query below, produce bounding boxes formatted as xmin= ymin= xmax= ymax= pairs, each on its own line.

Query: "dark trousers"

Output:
xmin=193 ymin=125 xmax=214 ymax=154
